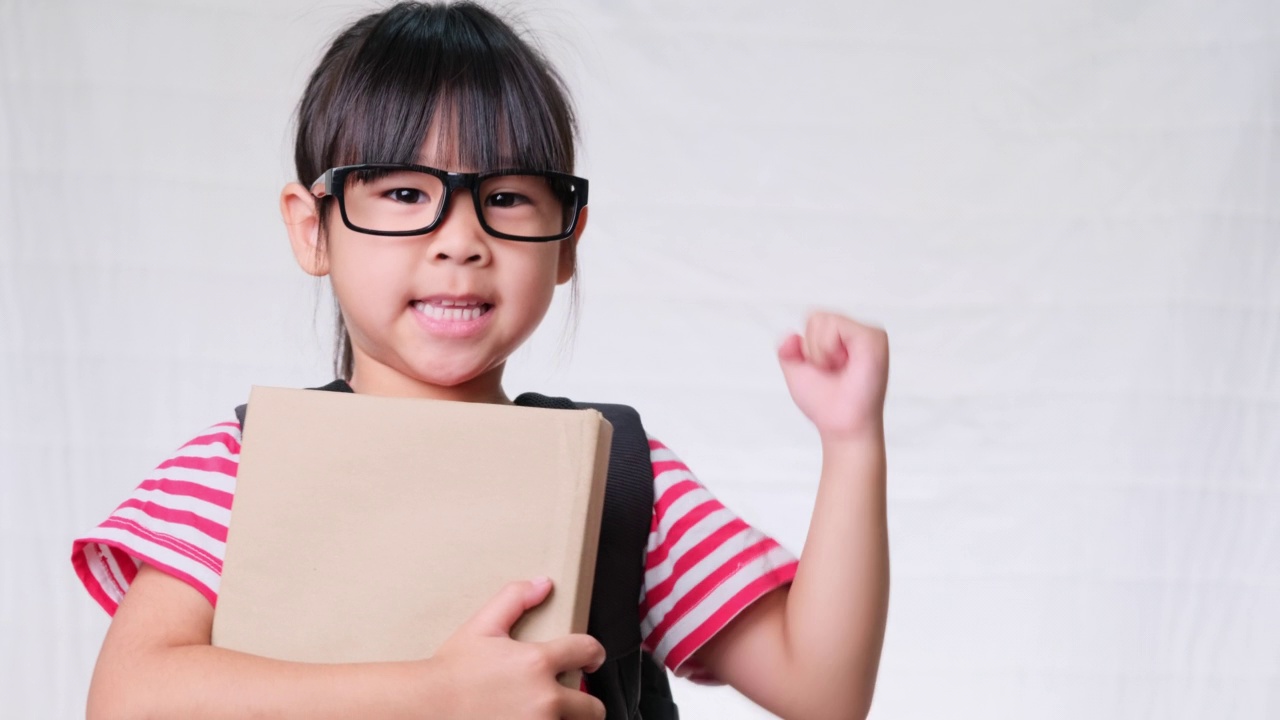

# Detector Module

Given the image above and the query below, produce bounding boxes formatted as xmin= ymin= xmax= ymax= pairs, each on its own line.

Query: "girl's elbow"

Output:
xmin=841 ymin=673 xmax=878 ymax=720
xmin=86 ymin=688 xmax=130 ymax=720
xmin=86 ymin=659 xmax=157 ymax=720
xmin=87 ymin=689 xmax=165 ymax=720
xmin=804 ymin=699 xmax=875 ymax=720
xmin=792 ymin=674 xmax=877 ymax=720
xmin=86 ymin=680 xmax=136 ymax=720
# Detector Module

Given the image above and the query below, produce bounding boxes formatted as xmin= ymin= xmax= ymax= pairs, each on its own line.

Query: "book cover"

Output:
xmin=211 ymin=386 xmax=612 ymax=688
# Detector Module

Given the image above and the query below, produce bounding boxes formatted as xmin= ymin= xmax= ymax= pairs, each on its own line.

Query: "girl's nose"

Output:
xmin=426 ymin=190 xmax=491 ymax=265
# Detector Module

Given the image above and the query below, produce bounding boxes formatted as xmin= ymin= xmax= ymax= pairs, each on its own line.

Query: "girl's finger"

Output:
xmin=558 ymin=685 xmax=607 ymax=720
xmin=462 ymin=578 xmax=552 ymax=637
xmin=804 ymin=313 xmax=824 ymax=351
xmin=777 ymin=333 xmax=806 ymax=364
xmin=827 ymin=320 xmax=850 ymax=368
xmin=540 ymin=633 xmax=606 ymax=675
xmin=802 ymin=318 xmax=820 ymax=366
xmin=806 ymin=313 xmax=842 ymax=371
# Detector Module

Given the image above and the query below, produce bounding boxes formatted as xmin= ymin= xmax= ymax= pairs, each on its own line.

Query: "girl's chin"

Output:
xmin=406 ymin=359 xmax=504 ymax=390
xmin=350 ymin=342 xmax=506 ymax=397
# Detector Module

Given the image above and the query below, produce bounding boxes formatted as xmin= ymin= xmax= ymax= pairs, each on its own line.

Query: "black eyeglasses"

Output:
xmin=310 ymin=163 xmax=589 ymax=242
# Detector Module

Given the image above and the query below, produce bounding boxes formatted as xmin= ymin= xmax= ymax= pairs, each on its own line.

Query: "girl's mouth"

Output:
xmin=409 ymin=297 xmax=495 ymax=338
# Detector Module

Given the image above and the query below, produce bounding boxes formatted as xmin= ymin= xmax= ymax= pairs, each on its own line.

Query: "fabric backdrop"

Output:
xmin=2 ymin=0 xmax=1277 ymax=717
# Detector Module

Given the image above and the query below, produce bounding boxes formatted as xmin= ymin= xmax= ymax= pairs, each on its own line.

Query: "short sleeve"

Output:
xmin=71 ymin=421 xmax=242 ymax=615
xmin=639 ymin=437 xmax=799 ymax=683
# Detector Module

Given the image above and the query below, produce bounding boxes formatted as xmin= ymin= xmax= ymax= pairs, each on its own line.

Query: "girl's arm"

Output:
xmin=88 ymin=565 xmax=606 ymax=720
xmin=690 ymin=312 xmax=891 ymax=720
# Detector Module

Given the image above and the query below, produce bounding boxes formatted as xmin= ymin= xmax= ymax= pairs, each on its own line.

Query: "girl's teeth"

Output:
xmin=414 ymin=301 xmax=487 ymax=321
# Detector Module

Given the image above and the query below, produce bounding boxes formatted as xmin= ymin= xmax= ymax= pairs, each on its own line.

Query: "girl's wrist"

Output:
xmin=402 ymin=656 xmax=454 ymax=718
xmin=820 ymin=415 xmax=884 ymax=443
xmin=818 ymin=422 xmax=886 ymax=459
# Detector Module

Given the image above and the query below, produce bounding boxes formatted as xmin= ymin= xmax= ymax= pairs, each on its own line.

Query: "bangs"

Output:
xmin=297 ymin=2 xmax=576 ymax=184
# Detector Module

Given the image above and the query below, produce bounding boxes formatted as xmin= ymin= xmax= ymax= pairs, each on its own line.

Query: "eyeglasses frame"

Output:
xmin=309 ymin=163 xmax=589 ymax=242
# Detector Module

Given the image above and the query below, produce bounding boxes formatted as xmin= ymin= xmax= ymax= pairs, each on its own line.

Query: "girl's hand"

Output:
xmin=429 ymin=578 xmax=607 ymax=720
xmin=777 ymin=311 xmax=889 ymax=442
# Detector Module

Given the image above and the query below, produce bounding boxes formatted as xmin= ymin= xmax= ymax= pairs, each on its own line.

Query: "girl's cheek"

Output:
xmin=336 ymin=242 xmax=413 ymax=282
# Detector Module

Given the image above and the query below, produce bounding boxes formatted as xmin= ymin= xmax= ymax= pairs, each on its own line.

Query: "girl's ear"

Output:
xmin=280 ymin=182 xmax=330 ymax=277
xmin=557 ymin=206 xmax=588 ymax=285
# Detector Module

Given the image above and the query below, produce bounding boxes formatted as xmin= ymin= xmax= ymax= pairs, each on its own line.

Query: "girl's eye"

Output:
xmin=388 ymin=188 xmax=429 ymax=204
xmin=485 ymin=191 xmax=530 ymax=208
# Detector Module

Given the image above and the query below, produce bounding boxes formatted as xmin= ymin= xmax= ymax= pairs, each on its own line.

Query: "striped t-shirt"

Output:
xmin=71 ymin=420 xmax=798 ymax=680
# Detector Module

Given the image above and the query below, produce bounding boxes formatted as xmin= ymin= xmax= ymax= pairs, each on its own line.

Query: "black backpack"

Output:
xmin=235 ymin=380 xmax=679 ymax=719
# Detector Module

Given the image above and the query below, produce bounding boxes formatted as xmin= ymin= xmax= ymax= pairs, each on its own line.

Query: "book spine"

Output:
xmin=560 ymin=414 xmax=612 ymax=690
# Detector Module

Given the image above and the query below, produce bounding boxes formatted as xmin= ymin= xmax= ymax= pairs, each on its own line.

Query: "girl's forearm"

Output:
xmin=782 ymin=427 xmax=890 ymax=717
xmin=88 ymin=645 xmax=448 ymax=720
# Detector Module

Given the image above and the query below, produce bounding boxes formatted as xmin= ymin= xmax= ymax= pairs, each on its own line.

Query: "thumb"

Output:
xmin=777 ymin=333 xmax=806 ymax=365
xmin=464 ymin=577 xmax=553 ymax=637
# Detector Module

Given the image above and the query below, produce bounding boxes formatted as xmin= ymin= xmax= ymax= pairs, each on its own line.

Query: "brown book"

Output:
xmin=211 ymin=386 xmax=612 ymax=688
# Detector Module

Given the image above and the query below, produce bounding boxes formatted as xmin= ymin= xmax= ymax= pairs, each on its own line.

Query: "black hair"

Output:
xmin=293 ymin=1 xmax=579 ymax=380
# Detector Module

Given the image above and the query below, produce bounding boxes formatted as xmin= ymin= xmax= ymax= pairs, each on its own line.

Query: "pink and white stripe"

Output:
xmin=639 ymin=438 xmax=799 ymax=679
xmin=71 ymin=422 xmax=242 ymax=612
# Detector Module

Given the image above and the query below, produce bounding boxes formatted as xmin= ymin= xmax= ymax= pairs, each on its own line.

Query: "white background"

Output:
xmin=2 ymin=0 xmax=1278 ymax=717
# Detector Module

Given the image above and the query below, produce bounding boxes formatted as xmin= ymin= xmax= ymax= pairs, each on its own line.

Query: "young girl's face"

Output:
xmin=282 ymin=141 xmax=582 ymax=401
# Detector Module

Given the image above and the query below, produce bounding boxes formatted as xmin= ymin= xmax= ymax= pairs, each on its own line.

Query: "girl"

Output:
xmin=71 ymin=3 xmax=890 ymax=719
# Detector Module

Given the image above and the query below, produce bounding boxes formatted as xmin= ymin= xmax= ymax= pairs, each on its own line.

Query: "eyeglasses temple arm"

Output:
xmin=309 ymin=169 xmax=333 ymax=198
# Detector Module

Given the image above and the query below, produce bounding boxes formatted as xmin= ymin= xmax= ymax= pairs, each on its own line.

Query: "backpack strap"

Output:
xmin=514 ymin=393 xmax=650 ymax=658
xmin=514 ymin=392 xmax=678 ymax=720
